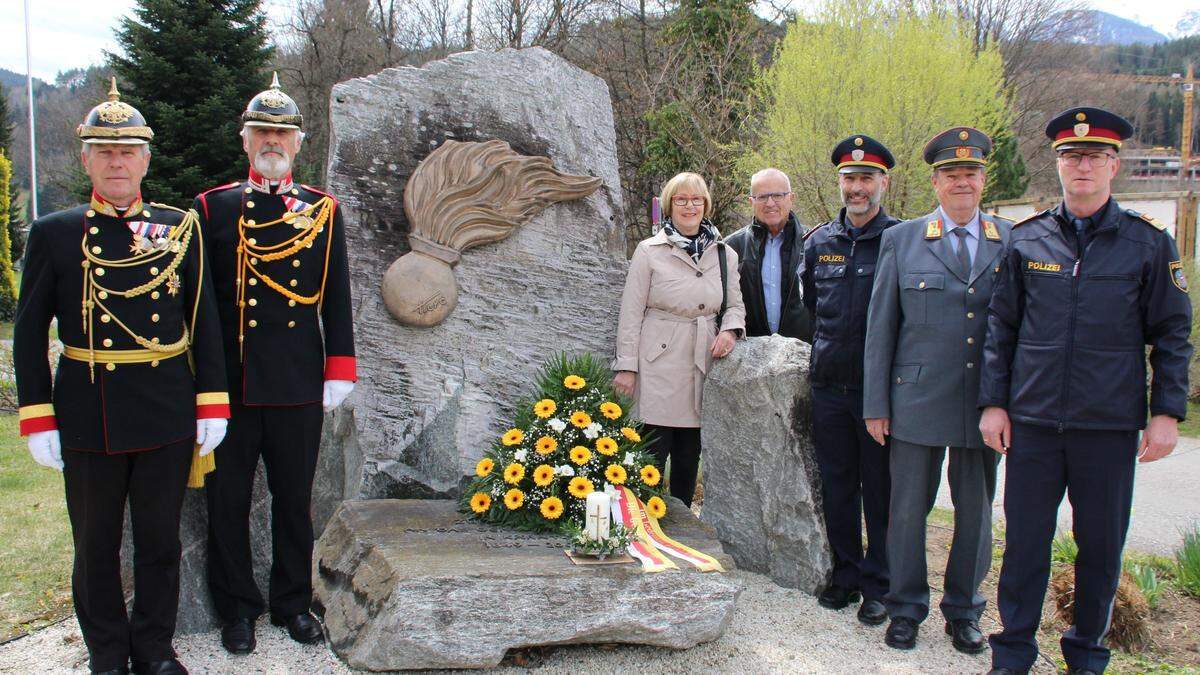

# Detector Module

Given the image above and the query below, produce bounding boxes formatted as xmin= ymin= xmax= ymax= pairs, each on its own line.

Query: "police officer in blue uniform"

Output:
xmin=799 ymin=135 xmax=900 ymax=625
xmin=980 ymin=108 xmax=1192 ymax=675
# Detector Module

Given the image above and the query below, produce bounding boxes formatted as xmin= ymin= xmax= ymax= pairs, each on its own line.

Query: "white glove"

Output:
xmin=28 ymin=430 xmax=63 ymax=471
xmin=323 ymin=379 xmax=355 ymax=412
xmin=196 ymin=418 xmax=228 ymax=457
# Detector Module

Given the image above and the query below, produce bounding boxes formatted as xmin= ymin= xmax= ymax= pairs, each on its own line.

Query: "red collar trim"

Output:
xmin=247 ymin=168 xmax=294 ymax=195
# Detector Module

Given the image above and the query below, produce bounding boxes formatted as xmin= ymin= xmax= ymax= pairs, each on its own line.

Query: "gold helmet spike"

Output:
xmin=108 ymin=77 xmax=120 ymax=102
xmin=270 ymin=71 xmax=281 ymax=89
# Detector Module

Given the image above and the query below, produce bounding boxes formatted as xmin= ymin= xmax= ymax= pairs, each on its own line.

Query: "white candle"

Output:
xmin=585 ymin=491 xmax=611 ymax=541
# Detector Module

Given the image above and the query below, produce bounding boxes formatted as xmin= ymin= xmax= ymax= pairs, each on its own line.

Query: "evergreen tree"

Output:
xmin=0 ymin=153 xmax=18 ymax=320
xmin=108 ymin=0 xmax=273 ymax=206
xmin=983 ymin=129 xmax=1029 ymax=203
xmin=0 ymin=84 xmax=24 ymax=262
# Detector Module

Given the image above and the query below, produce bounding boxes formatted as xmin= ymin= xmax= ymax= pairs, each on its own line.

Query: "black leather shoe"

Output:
xmin=945 ymin=618 xmax=986 ymax=654
xmin=857 ymin=598 xmax=887 ymax=626
xmin=987 ymin=668 xmax=1027 ymax=675
xmin=817 ymin=585 xmax=861 ymax=610
xmin=1065 ymin=670 xmax=1097 ymax=675
xmin=885 ymin=617 xmax=919 ymax=649
xmin=130 ymin=659 xmax=187 ymax=675
xmin=221 ymin=617 xmax=256 ymax=655
xmin=92 ymin=667 xmax=129 ymax=675
xmin=270 ymin=611 xmax=324 ymax=644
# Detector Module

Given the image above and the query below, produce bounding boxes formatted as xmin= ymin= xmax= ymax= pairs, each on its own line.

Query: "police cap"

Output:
xmin=1045 ymin=107 xmax=1133 ymax=151
xmin=831 ymin=135 xmax=895 ymax=174
xmin=923 ymin=126 xmax=991 ymax=168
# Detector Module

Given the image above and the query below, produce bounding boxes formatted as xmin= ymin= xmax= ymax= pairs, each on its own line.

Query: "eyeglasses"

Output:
xmin=671 ymin=196 xmax=706 ymax=207
xmin=1059 ymin=152 xmax=1114 ymax=167
xmin=750 ymin=192 xmax=791 ymax=203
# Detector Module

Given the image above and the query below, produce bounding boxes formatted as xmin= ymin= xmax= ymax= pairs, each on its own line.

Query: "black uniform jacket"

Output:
xmin=799 ymin=207 xmax=901 ymax=390
xmin=724 ymin=212 xmax=813 ymax=341
xmin=14 ymin=196 xmax=230 ymax=453
xmin=979 ymin=199 xmax=1192 ymax=430
xmin=194 ymin=173 xmax=356 ymax=406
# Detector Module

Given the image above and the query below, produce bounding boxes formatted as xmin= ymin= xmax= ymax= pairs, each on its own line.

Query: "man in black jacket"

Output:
xmin=981 ymin=108 xmax=1192 ymax=675
xmin=798 ymin=135 xmax=900 ymax=626
xmin=724 ymin=168 xmax=812 ymax=342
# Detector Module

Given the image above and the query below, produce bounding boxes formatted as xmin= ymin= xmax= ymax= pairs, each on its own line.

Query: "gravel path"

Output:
xmin=0 ymin=568 xmax=1056 ymax=674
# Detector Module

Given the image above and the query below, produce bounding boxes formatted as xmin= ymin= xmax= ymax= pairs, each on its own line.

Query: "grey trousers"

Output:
xmin=884 ymin=438 xmax=999 ymax=623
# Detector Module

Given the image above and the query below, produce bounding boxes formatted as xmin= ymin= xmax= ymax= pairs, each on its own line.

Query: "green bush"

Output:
xmin=1174 ymin=523 xmax=1200 ymax=598
xmin=1051 ymin=530 xmax=1079 ymax=565
xmin=1124 ymin=561 xmax=1163 ymax=610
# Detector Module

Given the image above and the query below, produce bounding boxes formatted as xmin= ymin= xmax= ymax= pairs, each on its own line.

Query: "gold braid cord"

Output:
xmin=236 ymin=196 xmax=334 ymax=356
xmin=79 ymin=210 xmax=196 ymax=379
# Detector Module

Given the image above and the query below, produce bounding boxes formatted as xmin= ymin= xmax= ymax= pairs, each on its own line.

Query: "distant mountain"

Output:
xmin=1071 ymin=10 xmax=1168 ymax=45
xmin=0 ymin=68 xmax=44 ymax=92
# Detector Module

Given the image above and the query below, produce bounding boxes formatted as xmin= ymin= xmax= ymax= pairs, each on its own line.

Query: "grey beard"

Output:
xmin=254 ymin=152 xmax=292 ymax=180
xmin=842 ymin=189 xmax=882 ymax=215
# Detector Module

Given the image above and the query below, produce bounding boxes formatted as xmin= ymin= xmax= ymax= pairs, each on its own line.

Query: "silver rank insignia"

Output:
xmin=167 ymin=272 xmax=181 ymax=296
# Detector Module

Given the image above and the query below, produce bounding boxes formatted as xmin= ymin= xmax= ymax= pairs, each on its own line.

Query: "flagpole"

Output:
xmin=24 ymin=0 xmax=39 ymax=220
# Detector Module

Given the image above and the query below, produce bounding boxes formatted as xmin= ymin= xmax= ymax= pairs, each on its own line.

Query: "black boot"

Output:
xmin=884 ymin=616 xmax=919 ymax=649
xmin=270 ymin=611 xmax=324 ymax=644
xmin=221 ymin=617 xmax=256 ymax=655
xmin=817 ymin=585 xmax=861 ymax=610
xmin=945 ymin=618 xmax=986 ymax=654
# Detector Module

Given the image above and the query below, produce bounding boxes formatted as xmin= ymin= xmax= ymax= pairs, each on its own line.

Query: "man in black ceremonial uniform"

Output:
xmin=798 ymin=135 xmax=900 ymax=626
xmin=195 ymin=73 xmax=356 ymax=655
xmin=980 ymin=108 xmax=1192 ymax=675
xmin=14 ymin=80 xmax=230 ymax=675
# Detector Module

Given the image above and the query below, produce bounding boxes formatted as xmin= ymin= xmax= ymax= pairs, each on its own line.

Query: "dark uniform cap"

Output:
xmin=76 ymin=77 xmax=153 ymax=145
xmin=831 ymin=135 xmax=895 ymax=174
xmin=923 ymin=126 xmax=991 ymax=168
xmin=242 ymin=72 xmax=303 ymax=130
xmin=1045 ymin=107 xmax=1133 ymax=151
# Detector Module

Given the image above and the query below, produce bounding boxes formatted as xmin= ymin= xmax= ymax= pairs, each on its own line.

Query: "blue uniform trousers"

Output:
xmin=811 ymin=385 xmax=890 ymax=601
xmin=989 ymin=423 xmax=1138 ymax=673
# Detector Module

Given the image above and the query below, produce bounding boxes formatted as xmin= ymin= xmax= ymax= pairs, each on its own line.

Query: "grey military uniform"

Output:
xmin=863 ymin=208 xmax=1011 ymax=624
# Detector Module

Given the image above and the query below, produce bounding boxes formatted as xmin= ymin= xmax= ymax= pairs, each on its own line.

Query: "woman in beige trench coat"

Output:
xmin=612 ymin=172 xmax=746 ymax=506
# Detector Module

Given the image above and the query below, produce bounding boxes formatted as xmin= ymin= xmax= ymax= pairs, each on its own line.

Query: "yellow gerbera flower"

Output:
xmin=533 ymin=464 xmax=555 ymax=487
xmin=569 ymin=445 xmax=592 ymax=465
xmin=646 ymin=496 xmax=667 ymax=519
xmin=599 ymin=402 xmax=622 ymax=420
xmin=503 ymin=463 xmax=525 ymax=484
xmin=621 ymin=426 xmax=641 ymax=443
xmin=501 ymin=428 xmax=524 ymax=446
xmin=568 ymin=476 xmax=594 ymax=498
xmin=535 ymin=436 xmax=558 ymax=455
xmin=534 ymin=399 xmax=557 ymax=418
xmin=470 ymin=492 xmax=491 ymax=514
xmin=540 ymin=496 xmax=565 ymax=519
xmin=596 ymin=437 xmax=618 ymax=456
xmin=640 ymin=464 xmax=661 ymax=486
xmin=605 ymin=464 xmax=627 ymax=485
xmin=504 ymin=488 xmax=525 ymax=510
xmin=570 ymin=411 xmax=592 ymax=428
xmin=475 ymin=458 xmax=494 ymax=477
xmin=563 ymin=375 xmax=586 ymax=390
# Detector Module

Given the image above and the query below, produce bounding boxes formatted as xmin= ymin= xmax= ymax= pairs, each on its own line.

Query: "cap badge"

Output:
xmin=854 ymin=137 xmax=864 ymax=146
xmin=851 ymin=149 xmax=865 ymax=161
xmin=1075 ymin=112 xmax=1087 ymax=121
xmin=958 ymin=130 xmax=969 ymax=141
xmin=1074 ymin=123 xmax=1089 ymax=137
xmin=96 ymin=102 xmax=134 ymax=124
xmin=261 ymin=90 xmax=288 ymax=108
xmin=955 ymin=147 xmax=970 ymax=158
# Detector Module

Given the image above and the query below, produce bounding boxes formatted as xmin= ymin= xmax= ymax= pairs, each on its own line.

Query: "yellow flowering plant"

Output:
xmin=460 ymin=353 xmax=662 ymax=533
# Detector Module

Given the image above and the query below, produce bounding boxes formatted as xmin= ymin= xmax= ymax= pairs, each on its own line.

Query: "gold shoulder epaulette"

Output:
xmin=149 ymin=202 xmax=186 ymax=214
xmin=1128 ymin=210 xmax=1168 ymax=232
xmin=1013 ymin=209 xmax=1049 ymax=228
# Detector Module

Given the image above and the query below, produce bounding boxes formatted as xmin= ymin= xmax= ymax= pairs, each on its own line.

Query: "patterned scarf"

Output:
xmin=662 ymin=218 xmax=719 ymax=263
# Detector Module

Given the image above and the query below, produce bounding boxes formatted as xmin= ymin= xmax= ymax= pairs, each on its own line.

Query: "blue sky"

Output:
xmin=0 ymin=0 xmax=1194 ymax=83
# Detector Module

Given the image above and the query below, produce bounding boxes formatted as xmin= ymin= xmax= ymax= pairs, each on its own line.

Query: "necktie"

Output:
xmin=951 ymin=227 xmax=972 ymax=277
xmin=1072 ymin=216 xmax=1092 ymax=238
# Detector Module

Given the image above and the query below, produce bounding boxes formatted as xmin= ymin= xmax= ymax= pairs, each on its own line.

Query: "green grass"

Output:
xmin=1174 ymin=522 xmax=1200 ymax=598
xmin=1178 ymin=400 xmax=1200 ymax=438
xmin=0 ymin=413 xmax=73 ymax=640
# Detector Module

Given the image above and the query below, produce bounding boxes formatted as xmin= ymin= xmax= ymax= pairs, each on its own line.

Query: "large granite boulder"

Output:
xmin=314 ymin=499 xmax=741 ymax=670
xmin=699 ymin=335 xmax=832 ymax=593
xmin=323 ymin=46 xmax=628 ymax=504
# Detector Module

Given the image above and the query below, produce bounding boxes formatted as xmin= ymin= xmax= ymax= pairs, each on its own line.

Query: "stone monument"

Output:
xmin=699 ymin=335 xmax=833 ymax=593
xmin=144 ymin=46 xmax=631 ymax=633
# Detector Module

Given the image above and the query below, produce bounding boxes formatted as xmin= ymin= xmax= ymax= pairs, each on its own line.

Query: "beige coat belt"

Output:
xmin=644 ymin=307 xmax=715 ymax=414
